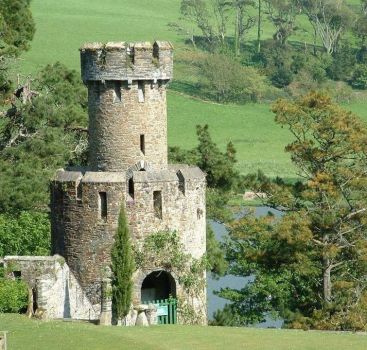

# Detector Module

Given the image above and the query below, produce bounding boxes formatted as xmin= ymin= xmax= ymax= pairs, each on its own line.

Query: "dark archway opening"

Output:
xmin=141 ymin=270 xmax=176 ymax=302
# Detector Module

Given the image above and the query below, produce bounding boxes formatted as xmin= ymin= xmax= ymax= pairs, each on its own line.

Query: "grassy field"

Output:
xmin=16 ymin=0 xmax=367 ymax=178
xmin=1 ymin=314 xmax=367 ymax=350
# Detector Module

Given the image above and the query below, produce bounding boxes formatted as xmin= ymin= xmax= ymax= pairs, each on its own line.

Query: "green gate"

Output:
xmin=143 ymin=298 xmax=177 ymax=324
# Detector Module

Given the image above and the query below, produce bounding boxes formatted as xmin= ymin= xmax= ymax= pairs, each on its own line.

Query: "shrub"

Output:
xmin=198 ymin=53 xmax=270 ymax=103
xmin=350 ymin=64 xmax=367 ymax=90
xmin=322 ymin=81 xmax=354 ymax=103
xmin=0 ymin=279 xmax=28 ymax=313
xmin=271 ymin=67 xmax=294 ymax=88
xmin=326 ymin=44 xmax=356 ymax=81
xmin=0 ymin=211 xmax=50 ymax=257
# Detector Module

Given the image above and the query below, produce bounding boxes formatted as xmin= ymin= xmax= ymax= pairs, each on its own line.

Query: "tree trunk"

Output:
xmin=235 ymin=8 xmax=239 ymax=56
xmin=323 ymin=257 xmax=332 ymax=304
xmin=313 ymin=26 xmax=317 ymax=56
xmin=257 ymin=0 xmax=262 ymax=54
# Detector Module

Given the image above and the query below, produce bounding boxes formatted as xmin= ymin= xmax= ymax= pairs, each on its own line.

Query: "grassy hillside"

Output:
xmin=1 ymin=314 xmax=367 ymax=350
xmin=16 ymin=0 xmax=367 ymax=178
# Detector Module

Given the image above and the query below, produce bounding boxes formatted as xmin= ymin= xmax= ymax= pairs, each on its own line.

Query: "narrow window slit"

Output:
xmin=140 ymin=134 xmax=145 ymax=155
xmin=153 ymin=191 xmax=162 ymax=219
xmin=128 ymin=178 xmax=134 ymax=200
xmin=113 ymin=81 xmax=121 ymax=102
xmin=99 ymin=192 xmax=107 ymax=221
xmin=138 ymin=81 xmax=145 ymax=102
xmin=76 ymin=181 xmax=82 ymax=201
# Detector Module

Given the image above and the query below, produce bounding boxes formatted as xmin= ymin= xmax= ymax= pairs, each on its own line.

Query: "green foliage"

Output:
xmin=350 ymin=63 xmax=367 ymax=89
xmin=111 ymin=205 xmax=135 ymax=319
xmin=134 ymin=230 xmax=207 ymax=324
xmin=221 ymin=92 xmax=367 ymax=330
xmin=198 ymin=53 xmax=270 ymax=102
xmin=210 ymin=304 xmax=242 ymax=326
xmin=0 ymin=0 xmax=35 ymax=56
xmin=0 ymin=278 xmax=28 ymax=313
xmin=326 ymin=43 xmax=356 ymax=81
xmin=0 ymin=211 xmax=50 ymax=256
xmin=170 ymin=124 xmax=240 ymax=190
xmin=262 ymin=40 xmax=294 ymax=87
xmin=197 ymin=124 xmax=240 ymax=189
xmin=264 ymin=0 xmax=301 ymax=45
xmin=0 ymin=62 xmax=87 ymax=213
xmin=169 ymin=124 xmax=237 ymax=274
xmin=206 ymin=224 xmax=228 ymax=276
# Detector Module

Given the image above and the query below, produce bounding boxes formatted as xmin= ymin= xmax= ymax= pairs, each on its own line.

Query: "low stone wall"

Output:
xmin=0 ymin=332 xmax=7 ymax=350
xmin=3 ymin=255 xmax=99 ymax=320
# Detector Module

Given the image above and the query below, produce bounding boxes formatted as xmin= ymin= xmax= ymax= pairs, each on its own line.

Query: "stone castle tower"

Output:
xmin=50 ymin=41 xmax=207 ymax=323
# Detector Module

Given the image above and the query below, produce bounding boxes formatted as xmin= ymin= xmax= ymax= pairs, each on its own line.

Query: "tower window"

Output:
xmin=76 ymin=181 xmax=82 ymax=201
xmin=140 ymin=134 xmax=145 ymax=155
xmin=99 ymin=192 xmax=107 ymax=221
xmin=128 ymin=178 xmax=134 ymax=200
xmin=113 ymin=81 xmax=121 ymax=102
xmin=153 ymin=191 xmax=162 ymax=219
xmin=138 ymin=81 xmax=145 ymax=102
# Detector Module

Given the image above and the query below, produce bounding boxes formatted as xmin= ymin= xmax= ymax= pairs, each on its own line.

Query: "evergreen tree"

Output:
xmin=220 ymin=92 xmax=367 ymax=330
xmin=111 ymin=205 xmax=135 ymax=319
xmin=0 ymin=0 xmax=35 ymax=56
xmin=0 ymin=62 xmax=88 ymax=213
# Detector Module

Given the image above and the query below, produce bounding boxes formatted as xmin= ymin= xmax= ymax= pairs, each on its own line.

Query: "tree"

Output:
xmin=0 ymin=211 xmax=50 ymax=256
xmin=299 ymin=0 xmax=354 ymax=55
xmin=111 ymin=205 xmax=135 ymax=320
xmin=198 ymin=53 xmax=269 ymax=102
xmin=0 ymin=0 xmax=35 ymax=56
xmin=232 ymin=0 xmax=256 ymax=55
xmin=220 ymin=92 xmax=367 ymax=330
xmin=0 ymin=62 xmax=88 ymax=213
xmin=0 ymin=0 xmax=35 ymax=103
xmin=180 ymin=0 xmax=231 ymax=50
xmin=257 ymin=0 xmax=263 ymax=53
xmin=353 ymin=1 xmax=367 ymax=63
xmin=169 ymin=125 xmax=239 ymax=276
xmin=264 ymin=0 xmax=302 ymax=45
xmin=180 ymin=0 xmax=255 ymax=54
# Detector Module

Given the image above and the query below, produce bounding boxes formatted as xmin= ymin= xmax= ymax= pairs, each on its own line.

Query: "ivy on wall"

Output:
xmin=134 ymin=231 xmax=207 ymax=324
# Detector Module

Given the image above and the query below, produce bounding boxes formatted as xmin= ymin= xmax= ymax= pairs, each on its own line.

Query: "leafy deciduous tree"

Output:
xmin=264 ymin=0 xmax=301 ymax=45
xmin=299 ymin=0 xmax=354 ymax=55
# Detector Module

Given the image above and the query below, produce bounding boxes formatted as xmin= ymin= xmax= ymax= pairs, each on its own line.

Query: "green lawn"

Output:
xmin=1 ymin=314 xmax=367 ymax=350
xmin=168 ymin=92 xmax=367 ymax=178
xmin=16 ymin=0 xmax=367 ymax=179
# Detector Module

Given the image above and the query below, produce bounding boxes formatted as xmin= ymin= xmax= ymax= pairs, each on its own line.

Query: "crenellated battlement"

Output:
xmin=80 ymin=41 xmax=173 ymax=83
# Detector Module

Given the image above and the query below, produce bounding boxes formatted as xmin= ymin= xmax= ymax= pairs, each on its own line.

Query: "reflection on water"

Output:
xmin=207 ymin=206 xmax=283 ymax=327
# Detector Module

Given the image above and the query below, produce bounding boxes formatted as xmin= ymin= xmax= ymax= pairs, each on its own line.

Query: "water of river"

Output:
xmin=207 ymin=206 xmax=283 ymax=327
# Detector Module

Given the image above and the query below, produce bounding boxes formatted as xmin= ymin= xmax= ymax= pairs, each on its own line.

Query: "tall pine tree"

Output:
xmin=111 ymin=204 xmax=135 ymax=319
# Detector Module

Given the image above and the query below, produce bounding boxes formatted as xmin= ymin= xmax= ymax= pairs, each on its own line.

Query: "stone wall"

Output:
xmin=51 ymin=165 xmax=206 ymax=322
xmin=51 ymin=170 xmax=125 ymax=304
xmin=80 ymin=41 xmax=173 ymax=82
xmin=3 ymin=256 xmax=99 ymax=320
xmin=87 ymin=79 xmax=168 ymax=172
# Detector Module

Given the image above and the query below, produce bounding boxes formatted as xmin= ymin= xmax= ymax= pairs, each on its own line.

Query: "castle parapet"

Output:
xmin=80 ymin=41 xmax=173 ymax=83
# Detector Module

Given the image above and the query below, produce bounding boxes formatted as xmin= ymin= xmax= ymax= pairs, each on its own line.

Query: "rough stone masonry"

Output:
xmin=4 ymin=41 xmax=207 ymax=325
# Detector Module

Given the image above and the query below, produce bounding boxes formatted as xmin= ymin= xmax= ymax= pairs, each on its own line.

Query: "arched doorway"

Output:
xmin=140 ymin=270 xmax=177 ymax=324
xmin=141 ymin=270 xmax=176 ymax=302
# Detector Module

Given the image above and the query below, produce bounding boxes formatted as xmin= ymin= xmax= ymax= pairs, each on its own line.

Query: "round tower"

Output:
xmin=80 ymin=41 xmax=173 ymax=172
